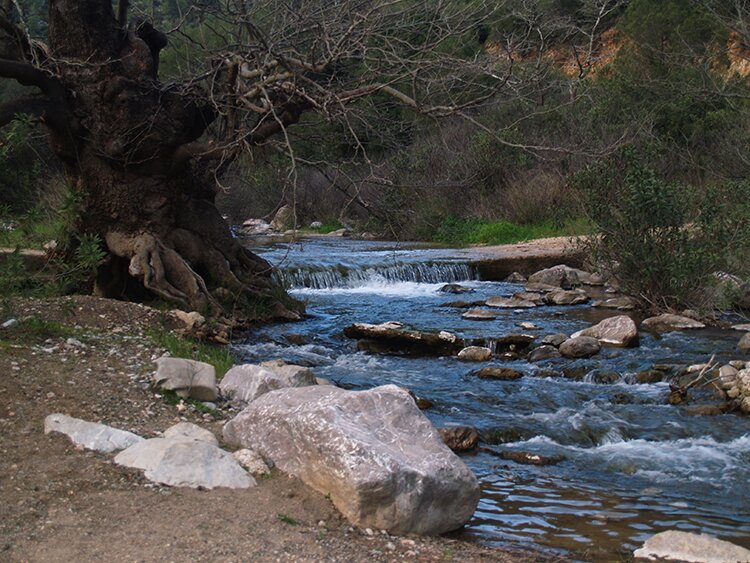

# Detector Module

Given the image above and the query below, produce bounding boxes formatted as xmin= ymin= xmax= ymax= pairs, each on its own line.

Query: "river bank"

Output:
xmin=0 ymin=295 xmax=560 ymax=562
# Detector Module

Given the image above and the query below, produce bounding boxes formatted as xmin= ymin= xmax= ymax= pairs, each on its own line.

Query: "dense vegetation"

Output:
xmin=1 ymin=0 xmax=749 ymax=313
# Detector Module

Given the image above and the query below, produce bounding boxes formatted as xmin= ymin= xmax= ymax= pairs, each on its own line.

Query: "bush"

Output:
xmin=576 ymin=150 xmax=750 ymax=312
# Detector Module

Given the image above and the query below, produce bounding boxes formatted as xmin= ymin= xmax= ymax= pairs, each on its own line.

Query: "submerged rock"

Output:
xmin=633 ymin=530 xmax=750 ymax=562
xmin=440 ymin=283 xmax=474 ymax=294
xmin=641 ymin=314 xmax=705 ymax=332
xmin=471 ymin=367 xmax=524 ymax=380
xmin=571 ymin=315 xmax=639 ymax=347
xmin=44 ymin=413 xmax=143 ymax=453
xmin=528 ymin=345 xmax=561 ymax=362
xmin=559 ymin=336 xmax=601 ymax=358
xmin=439 ymin=426 xmax=480 ymax=452
xmin=223 ymin=384 xmax=480 ymax=535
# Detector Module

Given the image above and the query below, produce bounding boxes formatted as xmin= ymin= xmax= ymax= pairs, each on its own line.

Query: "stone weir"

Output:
xmin=462 ymin=236 xmax=586 ymax=281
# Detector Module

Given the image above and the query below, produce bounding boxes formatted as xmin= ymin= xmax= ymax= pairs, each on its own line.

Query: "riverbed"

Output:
xmin=238 ymin=237 xmax=750 ymax=561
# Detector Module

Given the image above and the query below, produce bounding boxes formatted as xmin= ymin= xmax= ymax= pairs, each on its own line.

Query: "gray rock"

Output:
xmin=114 ymin=436 xmax=254 ymax=489
xmin=528 ymin=264 xmax=581 ymax=289
xmin=740 ymin=333 xmax=750 ymax=354
xmin=571 ymin=315 xmax=639 ymax=347
xmin=471 ymin=367 xmax=524 ymax=380
xmin=309 ymin=221 xmax=323 ymax=229
xmin=2 ymin=318 xmax=18 ymax=328
xmin=541 ymin=333 xmax=568 ymax=347
xmin=545 ymin=288 xmax=589 ymax=306
xmin=223 ymin=384 xmax=480 ymax=535
xmin=233 ymin=449 xmax=271 ymax=475
xmin=592 ymin=296 xmax=636 ymax=310
xmin=270 ymin=205 xmax=295 ymax=231
xmin=529 ymin=345 xmax=561 ymax=362
xmin=343 ymin=322 xmax=463 ymax=356
xmin=641 ymin=314 xmax=705 ymax=332
xmin=485 ymin=296 xmax=536 ymax=309
xmin=633 ymin=530 xmax=750 ymax=562
xmin=219 ymin=364 xmax=298 ymax=405
xmin=559 ymin=336 xmax=601 ymax=358
xmin=461 ymin=308 xmax=498 ymax=321
xmin=457 ymin=346 xmax=493 ymax=362
xmin=44 ymin=413 xmax=143 ymax=453
xmin=153 ymin=357 xmax=217 ymax=401
xmin=162 ymin=422 xmax=217 ymax=445
xmin=512 ymin=291 xmax=545 ymax=305
xmin=733 ymin=323 xmax=750 ymax=331
xmin=260 ymin=360 xmax=317 ymax=387
xmin=505 ymin=272 xmax=527 ymax=283
xmin=440 ymin=283 xmax=474 ymax=294
xmin=438 ymin=426 xmax=479 ymax=452
xmin=240 ymin=218 xmax=273 ymax=235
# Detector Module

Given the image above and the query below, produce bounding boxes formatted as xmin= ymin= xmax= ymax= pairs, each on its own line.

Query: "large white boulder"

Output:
xmin=222 ymin=384 xmax=480 ymax=535
xmin=219 ymin=361 xmax=316 ymax=404
xmin=44 ymin=413 xmax=143 ymax=453
xmin=115 ymin=423 xmax=254 ymax=489
xmin=571 ymin=315 xmax=639 ymax=347
xmin=633 ymin=530 xmax=750 ymax=562
xmin=153 ymin=357 xmax=217 ymax=401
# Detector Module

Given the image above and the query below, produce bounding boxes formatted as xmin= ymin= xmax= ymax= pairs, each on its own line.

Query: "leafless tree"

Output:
xmin=0 ymin=0 xmax=619 ymax=322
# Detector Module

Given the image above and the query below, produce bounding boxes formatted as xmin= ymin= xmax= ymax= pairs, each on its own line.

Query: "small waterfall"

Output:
xmin=275 ymin=261 xmax=477 ymax=290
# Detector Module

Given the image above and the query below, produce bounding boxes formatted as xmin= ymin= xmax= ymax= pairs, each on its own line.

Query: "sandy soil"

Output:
xmin=0 ymin=296 xmax=563 ymax=563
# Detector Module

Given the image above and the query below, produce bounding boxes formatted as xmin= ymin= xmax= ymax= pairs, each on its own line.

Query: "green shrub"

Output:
xmin=576 ymin=151 xmax=750 ymax=312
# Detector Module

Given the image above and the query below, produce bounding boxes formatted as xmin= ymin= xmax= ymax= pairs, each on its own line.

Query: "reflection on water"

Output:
xmin=239 ymin=237 xmax=750 ymax=560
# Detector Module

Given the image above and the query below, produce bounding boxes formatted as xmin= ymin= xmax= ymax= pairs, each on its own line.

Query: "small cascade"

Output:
xmin=275 ymin=261 xmax=477 ymax=290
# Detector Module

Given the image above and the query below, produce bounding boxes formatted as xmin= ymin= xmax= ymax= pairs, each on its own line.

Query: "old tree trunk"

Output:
xmin=0 ymin=0 xmax=300 ymax=323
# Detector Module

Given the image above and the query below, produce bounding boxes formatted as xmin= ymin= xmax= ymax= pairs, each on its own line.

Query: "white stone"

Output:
xmin=633 ymin=530 xmax=750 ymax=562
xmin=114 ymin=438 xmax=254 ymax=489
xmin=233 ymin=449 xmax=270 ymax=475
xmin=162 ymin=422 xmax=217 ymax=445
xmin=219 ymin=361 xmax=316 ymax=404
xmin=571 ymin=315 xmax=639 ymax=347
xmin=153 ymin=357 xmax=217 ymax=401
xmin=223 ymin=384 xmax=480 ymax=535
xmin=44 ymin=413 xmax=143 ymax=453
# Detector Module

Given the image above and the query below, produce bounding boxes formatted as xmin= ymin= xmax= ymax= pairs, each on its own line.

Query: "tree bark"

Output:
xmin=0 ymin=0 xmax=301 ymax=324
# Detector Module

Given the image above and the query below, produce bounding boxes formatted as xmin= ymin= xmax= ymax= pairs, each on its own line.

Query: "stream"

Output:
xmin=237 ymin=237 xmax=750 ymax=561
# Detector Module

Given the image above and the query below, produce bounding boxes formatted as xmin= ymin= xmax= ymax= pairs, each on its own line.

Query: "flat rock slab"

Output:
xmin=153 ymin=357 xmax=217 ymax=401
xmin=162 ymin=421 xmax=217 ymax=445
xmin=545 ymin=288 xmax=589 ymax=306
xmin=461 ymin=308 xmax=498 ymax=321
xmin=485 ymin=296 xmax=536 ymax=309
xmin=641 ymin=314 xmax=705 ymax=332
xmin=343 ymin=322 xmax=464 ymax=356
xmin=633 ymin=530 xmax=750 ymax=562
xmin=223 ymin=384 xmax=480 ymax=535
xmin=572 ymin=315 xmax=639 ymax=347
xmin=44 ymin=413 xmax=143 ymax=453
xmin=115 ymin=426 xmax=254 ymax=490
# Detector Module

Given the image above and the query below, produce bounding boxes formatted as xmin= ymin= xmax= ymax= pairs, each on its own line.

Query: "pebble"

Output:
xmin=2 ymin=319 xmax=18 ymax=328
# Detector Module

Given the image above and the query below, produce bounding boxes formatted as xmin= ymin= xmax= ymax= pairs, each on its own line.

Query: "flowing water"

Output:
xmin=238 ymin=237 xmax=750 ymax=560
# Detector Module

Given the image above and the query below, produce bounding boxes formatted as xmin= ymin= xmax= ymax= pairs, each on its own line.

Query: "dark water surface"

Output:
xmin=238 ymin=237 xmax=750 ymax=561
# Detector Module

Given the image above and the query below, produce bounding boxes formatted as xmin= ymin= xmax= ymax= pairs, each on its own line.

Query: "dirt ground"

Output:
xmin=0 ymin=296 xmax=562 ymax=563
